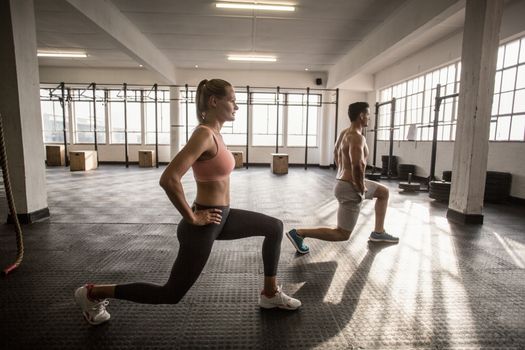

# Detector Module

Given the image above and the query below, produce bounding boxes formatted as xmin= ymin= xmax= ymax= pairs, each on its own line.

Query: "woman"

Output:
xmin=75 ymin=79 xmax=301 ymax=325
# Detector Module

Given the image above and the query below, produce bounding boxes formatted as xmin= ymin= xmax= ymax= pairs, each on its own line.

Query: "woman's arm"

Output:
xmin=159 ymin=127 xmax=221 ymax=225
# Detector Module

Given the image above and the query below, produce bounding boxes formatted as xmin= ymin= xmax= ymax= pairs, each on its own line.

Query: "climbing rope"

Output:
xmin=0 ymin=114 xmax=24 ymax=276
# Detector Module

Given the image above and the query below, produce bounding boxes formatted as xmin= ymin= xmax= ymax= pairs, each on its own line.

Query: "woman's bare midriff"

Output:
xmin=195 ymin=178 xmax=230 ymax=206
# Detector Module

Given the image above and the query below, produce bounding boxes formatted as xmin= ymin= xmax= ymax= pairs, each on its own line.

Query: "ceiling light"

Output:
xmin=37 ymin=50 xmax=87 ymax=58
xmin=139 ymin=64 xmax=143 ymax=67
xmin=216 ymin=2 xmax=295 ymax=11
xmin=304 ymin=68 xmax=309 ymax=71
xmin=228 ymin=55 xmax=277 ymax=62
xmin=195 ymin=65 xmax=199 ymax=68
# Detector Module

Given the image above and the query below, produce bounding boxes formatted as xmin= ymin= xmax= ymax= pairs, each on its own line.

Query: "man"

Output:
xmin=287 ymin=102 xmax=398 ymax=254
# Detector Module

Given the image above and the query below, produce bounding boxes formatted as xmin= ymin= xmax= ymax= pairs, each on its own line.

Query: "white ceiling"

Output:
xmin=34 ymin=0 xmax=407 ymax=71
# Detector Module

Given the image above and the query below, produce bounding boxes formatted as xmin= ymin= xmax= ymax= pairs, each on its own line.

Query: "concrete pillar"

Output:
xmin=169 ymin=87 xmax=181 ymax=159
xmin=319 ymin=91 xmax=334 ymax=167
xmin=0 ymin=0 xmax=49 ymax=223
xmin=447 ymin=0 xmax=503 ymax=224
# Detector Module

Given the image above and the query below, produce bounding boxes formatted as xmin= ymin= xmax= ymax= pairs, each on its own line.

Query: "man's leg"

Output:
xmin=295 ymin=227 xmax=351 ymax=242
xmin=286 ymin=180 xmax=360 ymax=252
xmin=369 ymin=181 xmax=389 ymax=233
xmin=365 ymin=180 xmax=399 ymax=243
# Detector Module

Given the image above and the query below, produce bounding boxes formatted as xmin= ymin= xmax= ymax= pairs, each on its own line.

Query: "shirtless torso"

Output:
xmin=334 ymin=127 xmax=368 ymax=193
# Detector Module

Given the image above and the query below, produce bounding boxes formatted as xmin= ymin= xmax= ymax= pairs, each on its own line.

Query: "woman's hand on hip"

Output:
xmin=190 ymin=208 xmax=223 ymax=225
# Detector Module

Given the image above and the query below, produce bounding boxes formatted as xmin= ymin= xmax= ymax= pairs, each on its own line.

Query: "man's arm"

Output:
xmin=333 ymin=129 xmax=346 ymax=167
xmin=349 ymin=134 xmax=366 ymax=194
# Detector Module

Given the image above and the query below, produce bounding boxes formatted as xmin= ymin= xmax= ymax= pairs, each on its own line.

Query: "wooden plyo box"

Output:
xmin=271 ymin=153 xmax=288 ymax=174
xmin=46 ymin=145 xmax=65 ymax=166
xmin=231 ymin=151 xmax=243 ymax=168
xmin=70 ymin=151 xmax=98 ymax=171
xmin=139 ymin=150 xmax=155 ymax=167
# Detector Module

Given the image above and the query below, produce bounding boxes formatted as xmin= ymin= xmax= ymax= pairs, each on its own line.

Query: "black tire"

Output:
xmin=429 ymin=181 xmax=451 ymax=202
xmin=484 ymin=171 xmax=511 ymax=202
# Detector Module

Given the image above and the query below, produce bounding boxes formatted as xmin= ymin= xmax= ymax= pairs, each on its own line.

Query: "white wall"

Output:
xmin=369 ymin=0 xmax=525 ymax=199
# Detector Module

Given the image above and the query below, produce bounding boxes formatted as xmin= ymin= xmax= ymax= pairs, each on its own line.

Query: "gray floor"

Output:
xmin=0 ymin=165 xmax=524 ymax=349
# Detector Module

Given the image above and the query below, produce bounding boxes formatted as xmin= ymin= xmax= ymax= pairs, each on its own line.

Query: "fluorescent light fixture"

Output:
xmin=216 ymin=2 xmax=295 ymax=11
xmin=37 ymin=50 xmax=87 ymax=58
xmin=228 ymin=55 xmax=277 ymax=62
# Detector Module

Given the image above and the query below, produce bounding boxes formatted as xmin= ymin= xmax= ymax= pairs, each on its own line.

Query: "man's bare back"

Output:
xmin=334 ymin=127 xmax=369 ymax=193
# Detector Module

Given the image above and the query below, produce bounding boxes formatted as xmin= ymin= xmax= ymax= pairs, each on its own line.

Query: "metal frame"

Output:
xmin=123 ymin=83 xmax=129 ymax=168
xmin=154 ymin=84 xmax=159 ymax=168
xmin=333 ymin=88 xmax=339 ymax=169
xmin=275 ymin=86 xmax=280 ymax=154
xmin=59 ymin=82 xmax=69 ymax=166
xmin=371 ymin=98 xmax=396 ymax=179
xmin=40 ymin=82 xmax=340 ymax=168
xmin=304 ymin=87 xmax=310 ymax=169
xmin=245 ymin=85 xmax=250 ymax=169
xmin=418 ymin=84 xmax=459 ymax=182
xmin=90 ymin=83 xmax=99 ymax=166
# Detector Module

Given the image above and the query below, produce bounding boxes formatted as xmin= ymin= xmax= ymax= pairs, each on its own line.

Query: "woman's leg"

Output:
xmin=218 ymin=209 xmax=282 ymax=294
xmin=98 ymin=208 xmax=229 ymax=304
xmin=217 ymin=208 xmax=301 ymax=310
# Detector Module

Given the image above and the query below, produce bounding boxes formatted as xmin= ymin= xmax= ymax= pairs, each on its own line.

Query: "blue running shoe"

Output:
xmin=286 ymin=229 xmax=310 ymax=254
xmin=368 ymin=231 xmax=399 ymax=243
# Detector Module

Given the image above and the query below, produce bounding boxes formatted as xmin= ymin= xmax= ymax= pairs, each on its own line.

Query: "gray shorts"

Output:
xmin=334 ymin=179 xmax=379 ymax=231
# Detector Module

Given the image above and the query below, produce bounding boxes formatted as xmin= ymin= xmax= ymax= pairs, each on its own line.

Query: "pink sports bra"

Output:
xmin=191 ymin=125 xmax=235 ymax=182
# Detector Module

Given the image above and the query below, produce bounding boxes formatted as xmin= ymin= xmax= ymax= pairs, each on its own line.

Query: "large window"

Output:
xmin=145 ymin=90 xmax=170 ymax=145
xmin=40 ymin=85 xmax=331 ymax=150
xmin=379 ymin=62 xmax=460 ymax=141
xmin=287 ymin=93 xmax=320 ymax=146
xmin=40 ymin=88 xmax=67 ymax=143
xmin=251 ymin=93 xmax=283 ymax=146
xmin=109 ymin=89 xmax=141 ymax=144
xmin=179 ymin=89 xmax=199 ymax=144
xmin=71 ymin=89 xmax=106 ymax=144
xmin=492 ymin=37 xmax=525 ymax=141
xmin=379 ymin=35 xmax=525 ymax=142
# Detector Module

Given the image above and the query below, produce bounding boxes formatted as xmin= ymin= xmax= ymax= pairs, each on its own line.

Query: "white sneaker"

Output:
xmin=74 ymin=284 xmax=111 ymax=325
xmin=259 ymin=285 xmax=301 ymax=310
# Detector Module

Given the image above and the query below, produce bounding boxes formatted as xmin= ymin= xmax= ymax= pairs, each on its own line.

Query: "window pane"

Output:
xmin=516 ymin=66 xmax=525 ymax=90
xmin=494 ymin=71 xmax=502 ymax=93
xmin=501 ymin=68 xmax=516 ymax=92
xmin=41 ymin=99 xmax=66 ymax=143
xmin=145 ymin=100 xmax=170 ymax=145
xmin=252 ymin=100 xmax=283 ymax=146
xmin=496 ymin=46 xmax=505 ymax=69
xmin=513 ymin=89 xmax=525 ymax=113
xmin=520 ymin=39 xmax=525 ymax=63
xmin=496 ymin=116 xmax=511 ymax=140
xmin=499 ymin=91 xmax=513 ymax=114
xmin=489 ymin=121 xmax=497 ymax=140
xmin=509 ymin=114 xmax=525 ymax=141
xmin=503 ymin=40 xmax=520 ymax=67
xmin=492 ymin=94 xmax=499 ymax=115
xmin=110 ymin=101 xmax=124 ymax=143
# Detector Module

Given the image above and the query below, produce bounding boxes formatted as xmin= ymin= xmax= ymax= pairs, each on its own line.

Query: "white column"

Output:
xmin=0 ymin=0 xmax=49 ymax=223
xmin=319 ymin=91 xmax=335 ymax=166
xmin=447 ymin=0 xmax=504 ymax=224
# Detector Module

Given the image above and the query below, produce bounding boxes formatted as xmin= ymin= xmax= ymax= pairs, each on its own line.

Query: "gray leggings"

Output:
xmin=114 ymin=204 xmax=283 ymax=304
